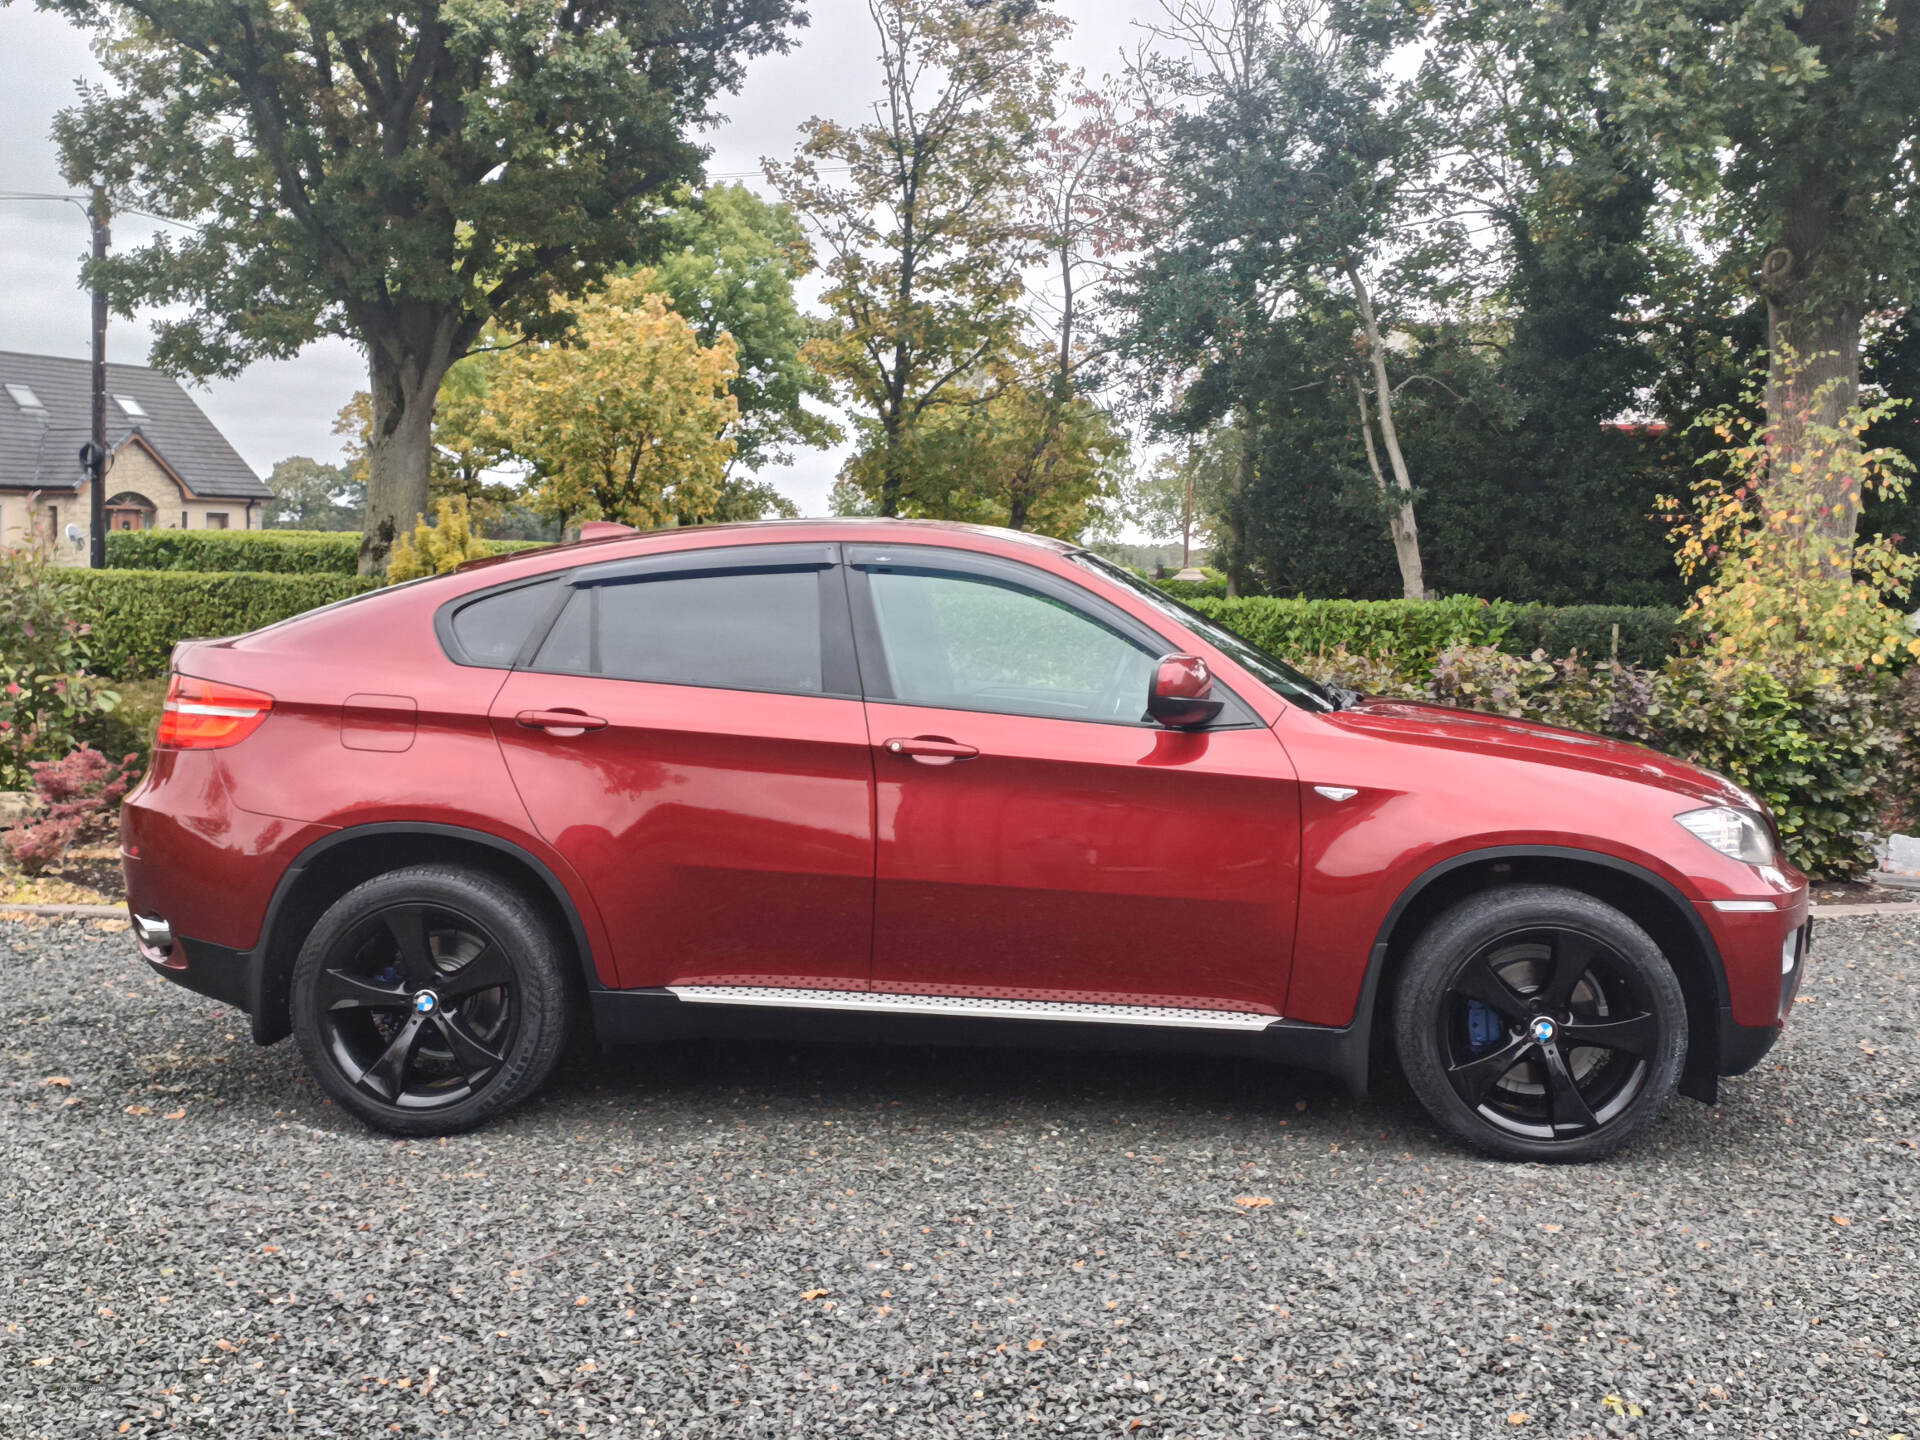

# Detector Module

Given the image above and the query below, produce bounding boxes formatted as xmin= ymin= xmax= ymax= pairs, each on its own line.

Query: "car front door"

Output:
xmin=485 ymin=543 xmax=874 ymax=993
xmin=845 ymin=545 xmax=1301 ymax=1017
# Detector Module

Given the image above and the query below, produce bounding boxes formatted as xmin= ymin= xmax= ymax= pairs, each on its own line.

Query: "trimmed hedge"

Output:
xmin=106 ymin=528 xmax=546 ymax=575
xmin=55 ymin=569 xmax=379 ymax=679
xmin=1187 ymin=596 xmax=1683 ymax=677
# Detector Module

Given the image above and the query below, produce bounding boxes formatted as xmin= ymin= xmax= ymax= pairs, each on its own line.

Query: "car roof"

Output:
xmin=455 ymin=516 xmax=1079 ymax=576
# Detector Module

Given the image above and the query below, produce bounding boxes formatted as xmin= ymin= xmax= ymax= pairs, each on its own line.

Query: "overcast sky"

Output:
xmin=0 ymin=2 xmax=1166 ymax=516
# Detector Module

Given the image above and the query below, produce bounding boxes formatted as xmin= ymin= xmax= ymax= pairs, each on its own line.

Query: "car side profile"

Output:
xmin=121 ymin=519 xmax=1809 ymax=1160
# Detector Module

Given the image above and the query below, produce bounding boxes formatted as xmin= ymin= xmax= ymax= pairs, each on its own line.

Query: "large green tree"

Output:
xmin=263 ymin=456 xmax=362 ymax=531
xmin=768 ymin=0 xmax=1064 ymax=517
xmin=49 ymin=0 xmax=803 ymax=573
xmin=648 ymin=182 xmax=838 ymax=477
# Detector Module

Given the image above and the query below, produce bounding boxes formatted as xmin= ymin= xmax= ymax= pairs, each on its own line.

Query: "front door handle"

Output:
xmin=516 ymin=708 xmax=607 ymax=736
xmin=882 ymin=736 xmax=979 ymax=765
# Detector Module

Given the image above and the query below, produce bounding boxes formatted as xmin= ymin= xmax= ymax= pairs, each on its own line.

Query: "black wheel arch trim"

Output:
xmin=1357 ymin=843 xmax=1732 ymax=1098
xmin=243 ymin=821 xmax=602 ymax=1045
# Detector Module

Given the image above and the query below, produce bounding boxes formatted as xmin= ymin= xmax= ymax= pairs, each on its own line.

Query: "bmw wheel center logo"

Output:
xmin=413 ymin=989 xmax=440 ymax=1015
xmin=1530 ymin=1016 xmax=1556 ymax=1044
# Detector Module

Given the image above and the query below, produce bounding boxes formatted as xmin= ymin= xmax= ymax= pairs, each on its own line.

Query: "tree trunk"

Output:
xmin=1347 ymin=262 xmax=1425 ymax=600
xmin=1759 ymin=244 xmax=1864 ymax=568
xmin=1222 ymin=408 xmax=1255 ymax=597
xmin=359 ymin=338 xmax=453 ymax=576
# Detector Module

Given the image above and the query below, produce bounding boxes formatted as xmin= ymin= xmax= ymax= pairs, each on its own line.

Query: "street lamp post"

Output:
xmin=87 ymin=185 xmax=110 ymax=570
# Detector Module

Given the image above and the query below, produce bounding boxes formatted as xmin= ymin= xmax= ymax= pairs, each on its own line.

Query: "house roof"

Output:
xmin=0 ymin=349 xmax=270 ymax=500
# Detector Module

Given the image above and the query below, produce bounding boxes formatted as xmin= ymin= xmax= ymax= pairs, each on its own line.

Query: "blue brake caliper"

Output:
xmin=1466 ymin=999 xmax=1503 ymax=1052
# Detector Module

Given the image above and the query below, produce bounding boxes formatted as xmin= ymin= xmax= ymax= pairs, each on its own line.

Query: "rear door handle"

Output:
xmin=882 ymin=736 xmax=979 ymax=765
xmin=516 ymin=708 xmax=607 ymax=735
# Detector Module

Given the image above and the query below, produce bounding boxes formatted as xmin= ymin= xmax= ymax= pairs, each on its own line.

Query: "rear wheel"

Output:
xmin=1393 ymin=885 xmax=1687 ymax=1162
xmin=291 ymin=865 xmax=573 ymax=1135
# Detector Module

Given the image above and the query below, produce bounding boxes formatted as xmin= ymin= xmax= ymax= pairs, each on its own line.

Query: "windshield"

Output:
xmin=1072 ymin=554 xmax=1342 ymax=713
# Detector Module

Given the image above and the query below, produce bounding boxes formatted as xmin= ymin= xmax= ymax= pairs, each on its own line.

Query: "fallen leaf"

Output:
xmin=801 ymin=1289 xmax=830 ymax=1301
xmin=1542 ymin=1224 xmax=1562 ymax=1233
xmin=1233 ymin=1196 xmax=1274 ymax=1209
xmin=1027 ymin=1337 xmax=1045 ymax=1352
xmin=1831 ymin=1215 xmax=1850 ymax=1226
xmin=29 ymin=1358 xmax=53 ymax=1368
xmin=123 ymin=1105 xmax=150 ymax=1116
xmin=214 ymin=1340 xmax=237 ymax=1352
xmin=1507 ymin=1412 xmax=1529 ymax=1425
xmin=42 ymin=1076 xmax=71 ymax=1088
xmin=163 ymin=1109 xmax=186 ymax=1121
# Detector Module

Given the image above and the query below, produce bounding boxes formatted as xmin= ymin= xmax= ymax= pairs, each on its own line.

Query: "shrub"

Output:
xmin=1152 ymin=569 xmax=1230 ymax=600
xmin=75 ymin=676 xmax=169 ymax=766
xmin=107 ymin=526 xmax=544 ymax=576
xmin=0 ymin=540 xmax=120 ymax=789
xmin=2 ymin=746 xmax=140 ymax=877
xmin=388 ymin=496 xmax=491 ymax=580
xmin=52 ymin=570 xmax=380 ymax=680
xmin=1189 ymin=596 xmax=1685 ymax=680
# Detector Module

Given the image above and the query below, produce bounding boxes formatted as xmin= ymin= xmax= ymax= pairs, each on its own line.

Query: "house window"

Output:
xmin=205 ymin=512 xmax=229 ymax=530
xmin=181 ymin=511 xmax=189 ymax=528
xmin=113 ymin=394 xmax=148 ymax=418
xmin=5 ymin=383 xmax=44 ymax=411
xmin=48 ymin=505 xmax=57 ymax=535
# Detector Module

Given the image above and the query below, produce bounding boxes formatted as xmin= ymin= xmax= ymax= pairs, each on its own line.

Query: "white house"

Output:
xmin=0 ymin=349 xmax=270 ymax=563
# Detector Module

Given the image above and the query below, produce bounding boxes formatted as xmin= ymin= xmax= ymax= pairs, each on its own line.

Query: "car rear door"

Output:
xmin=482 ymin=543 xmax=875 ymax=992
xmin=844 ymin=544 xmax=1301 ymax=1017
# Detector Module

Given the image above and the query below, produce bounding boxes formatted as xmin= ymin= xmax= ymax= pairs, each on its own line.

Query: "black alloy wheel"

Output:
xmin=292 ymin=865 xmax=573 ymax=1135
xmin=1395 ymin=886 xmax=1688 ymax=1162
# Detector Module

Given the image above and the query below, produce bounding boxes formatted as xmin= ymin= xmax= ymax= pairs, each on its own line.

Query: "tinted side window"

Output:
xmin=448 ymin=579 xmax=558 ymax=666
xmin=533 ymin=569 xmax=824 ymax=695
xmin=865 ymin=569 xmax=1155 ymax=722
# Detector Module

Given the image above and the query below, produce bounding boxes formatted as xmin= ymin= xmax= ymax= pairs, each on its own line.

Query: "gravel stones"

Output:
xmin=2 ymin=914 xmax=1916 ymax=1437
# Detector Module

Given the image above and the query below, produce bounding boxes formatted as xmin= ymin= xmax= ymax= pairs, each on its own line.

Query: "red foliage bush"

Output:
xmin=1 ymin=747 xmax=141 ymax=877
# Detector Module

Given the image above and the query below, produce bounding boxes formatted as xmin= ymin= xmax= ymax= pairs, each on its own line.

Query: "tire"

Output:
xmin=291 ymin=864 xmax=575 ymax=1136
xmin=1393 ymin=885 xmax=1687 ymax=1162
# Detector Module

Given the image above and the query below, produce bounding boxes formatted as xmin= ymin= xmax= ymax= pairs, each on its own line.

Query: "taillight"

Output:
xmin=156 ymin=673 xmax=275 ymax=749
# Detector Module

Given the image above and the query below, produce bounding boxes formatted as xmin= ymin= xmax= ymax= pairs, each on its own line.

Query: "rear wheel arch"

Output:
xmin=1364 ymin=847 xmax=1726 ymax=1097
xmin=252 ymin=823 xmax=601 ymax=1045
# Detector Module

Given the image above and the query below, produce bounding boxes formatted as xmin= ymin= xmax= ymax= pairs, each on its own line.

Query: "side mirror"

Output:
xmin=1147 ymin=653 xmax=1224 ymax=729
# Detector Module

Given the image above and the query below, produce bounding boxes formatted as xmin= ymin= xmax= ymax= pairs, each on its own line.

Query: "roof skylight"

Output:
xmin=6 ymin=383 xmax=45 ymax=411
xmin=113 ymin=393 xmax=148 ymax=418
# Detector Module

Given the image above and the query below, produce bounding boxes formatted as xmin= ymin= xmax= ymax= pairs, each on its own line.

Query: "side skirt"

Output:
xmin=589 ymin=981 xmax=1379 ymax=1095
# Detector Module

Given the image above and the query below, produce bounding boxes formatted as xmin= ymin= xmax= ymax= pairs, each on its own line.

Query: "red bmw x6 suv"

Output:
xmin=121 ymin=519 xmax=1808 ymax=1160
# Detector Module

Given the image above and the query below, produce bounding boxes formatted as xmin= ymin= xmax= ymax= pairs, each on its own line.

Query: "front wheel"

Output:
xmin=1394 ymin=885 xmax=1687 ymax=1162
xmin=291 ymin=864 xmax=574 ymax=1136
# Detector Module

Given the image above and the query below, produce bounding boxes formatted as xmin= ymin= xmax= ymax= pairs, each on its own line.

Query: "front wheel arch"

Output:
xmin=1360 ymin=847 xmax=1726 ymax=1100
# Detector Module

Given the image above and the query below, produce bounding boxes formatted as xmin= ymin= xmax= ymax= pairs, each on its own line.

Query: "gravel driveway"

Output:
xmin=1 ymin=914 xmax=1916 ymax=1438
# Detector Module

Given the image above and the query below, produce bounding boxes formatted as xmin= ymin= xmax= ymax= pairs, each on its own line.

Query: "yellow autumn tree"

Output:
xmin=1661 ymin=350 xmax=1919 ymax=681
xmin=487 ymin=275 xmax=741 ymax=529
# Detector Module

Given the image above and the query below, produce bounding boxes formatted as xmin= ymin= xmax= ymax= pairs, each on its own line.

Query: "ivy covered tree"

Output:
xmin=49 ymin=0 xmax=803 ymax=572
xmin=1431 ymin=0 xmax=1920 ymax=566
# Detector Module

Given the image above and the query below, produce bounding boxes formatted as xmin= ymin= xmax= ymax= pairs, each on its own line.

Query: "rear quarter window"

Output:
xmin=444 ymin=579 xmax=561 ymax=666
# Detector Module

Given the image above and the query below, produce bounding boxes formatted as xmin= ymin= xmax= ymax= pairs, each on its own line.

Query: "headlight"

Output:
xmin=1676 ymin=806 xmax=1775 ymax=866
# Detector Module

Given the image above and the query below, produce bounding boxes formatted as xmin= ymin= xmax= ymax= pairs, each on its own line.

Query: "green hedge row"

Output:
xmin=1187 ymin=596 xmax=1683 ymax=674
xmin=106 ymin=528 xmax=546 ymax=575
xmin=57 ymin=569 xmax=379 ymax=679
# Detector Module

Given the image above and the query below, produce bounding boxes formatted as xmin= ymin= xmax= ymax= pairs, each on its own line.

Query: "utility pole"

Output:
xmin=87 ymin=185 xmax=110 ymax=570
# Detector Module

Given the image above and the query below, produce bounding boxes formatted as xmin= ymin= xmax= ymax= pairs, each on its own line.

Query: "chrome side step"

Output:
xmin=663 ymin=985 xmax=1277 ymax=1032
